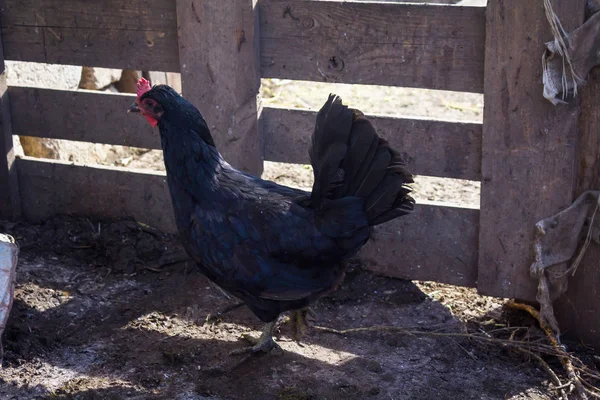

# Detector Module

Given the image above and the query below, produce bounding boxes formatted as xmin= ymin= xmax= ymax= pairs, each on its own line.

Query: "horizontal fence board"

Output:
xmin=9 ymin=87 xmax=162 ymax=149
xmin=360 ymin=202 xmax=478 ymax=287
xmin=263 ymin=106 xmax=482 ymax=180
xmin=17 ymin=157 xmax=478 ymax=287
xmin=10 ymin=88 xmax=482 ymax=181
xmin=1 ymin=0 xmax=179 ymax=71
xmin=17 ymin=157 xmax=175 ymax=233
xmin=1 ymin=0 xmax=485 ymax=91
xmin=259 ymin=0 xmax=485 ymax=92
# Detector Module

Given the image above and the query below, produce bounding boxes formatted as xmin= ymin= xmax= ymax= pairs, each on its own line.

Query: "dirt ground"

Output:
xmin=0 ymin=216 xmax=586 ymax=400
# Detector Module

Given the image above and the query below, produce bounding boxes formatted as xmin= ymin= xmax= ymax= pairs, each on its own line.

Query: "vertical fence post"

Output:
xmin=478 ymin=0 xmax=585 ymax=300
xmin=0 ymin=27 xmax=20 ymax=220
xmin=554 ymin=66 xmax=600 ymax=347
xmin=175 ymin=0 xmax=263 ymax=176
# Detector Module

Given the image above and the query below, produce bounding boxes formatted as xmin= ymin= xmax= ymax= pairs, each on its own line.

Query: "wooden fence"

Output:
xmin=0 ymin=0 xmax=598 ymax=346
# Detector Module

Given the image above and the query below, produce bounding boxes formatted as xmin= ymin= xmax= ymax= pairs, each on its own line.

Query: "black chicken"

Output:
xmin=128 ymin=78 xmax=414 ymax=354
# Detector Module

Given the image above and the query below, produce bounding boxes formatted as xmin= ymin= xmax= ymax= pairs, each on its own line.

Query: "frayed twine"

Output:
xmin=542 ymin=0 xmax=585 ymax=104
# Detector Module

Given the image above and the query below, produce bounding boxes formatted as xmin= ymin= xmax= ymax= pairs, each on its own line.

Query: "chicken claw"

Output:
xmin=230 ymin=321 xmax=283 ymax=356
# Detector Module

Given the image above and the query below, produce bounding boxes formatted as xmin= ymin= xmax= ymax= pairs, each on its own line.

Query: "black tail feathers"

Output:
xmin=308 ymin=94 xmax=415 ymax=226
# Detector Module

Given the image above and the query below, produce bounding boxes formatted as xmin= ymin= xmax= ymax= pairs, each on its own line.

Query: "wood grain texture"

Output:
xmin=360 ymin=202 xmax=479 ymax=287
xmin=259 ymin=0 xmax=485 ymax=92
xmin=478 ymin=0 xmax=585 ymax=300
xmin=554 ymin=67 xmax=600 ymax=348
xmin=9 ymin=87 xmax=482 ymax=180
xmin=0 ymin=0 xmax=485 ymax=91
xmin=9 ymin=89 xmax=482 ymax=181
xmin=575 ymin=68 xmax=600 ymax=194
xmin=8 ymin=87 xmax=161 ymax=149
xmin=0 ymin=26 xmax=19 ymax=220
xmin=263 ymin=106 xmax=482 ymax=180
xmin=1 ymin=0 xmax=179 ymax=71
xmin=176 ymin=0 xmax=263 ymax=175
xmin=17 ymin=157 xmax=175 ymax=233
xmin=17 ymin=156 xmax=477 ymax=286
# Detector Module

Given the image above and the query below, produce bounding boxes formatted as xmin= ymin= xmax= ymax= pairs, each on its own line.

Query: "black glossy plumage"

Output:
xmin=141 ymin=86 xmax=415 ymax=323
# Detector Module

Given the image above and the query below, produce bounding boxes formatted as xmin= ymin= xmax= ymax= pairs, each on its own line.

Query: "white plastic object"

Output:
xmin=0 ymin=234 xmax=18 ymax=366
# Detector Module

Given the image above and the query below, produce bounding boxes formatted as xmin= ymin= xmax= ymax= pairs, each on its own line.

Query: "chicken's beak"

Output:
xmin=127 ymin=102 xmax=140 ymax=114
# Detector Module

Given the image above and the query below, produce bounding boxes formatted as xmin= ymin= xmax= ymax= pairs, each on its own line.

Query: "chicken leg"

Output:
xmin=230 ymin=321 xmax=282 ymax=355
xmin=288 ymin=307 xmax=316 ymax=341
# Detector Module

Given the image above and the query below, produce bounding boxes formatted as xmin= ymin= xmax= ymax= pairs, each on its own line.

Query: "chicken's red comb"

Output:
xmin=136 ymin=78 xmax=152 ymax=98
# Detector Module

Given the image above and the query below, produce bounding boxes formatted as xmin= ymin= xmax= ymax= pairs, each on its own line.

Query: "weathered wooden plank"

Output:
xmin=17 ymin=157 xmax=175 ymax=233
xmin=0 ymin=26 xmax=19 ymax=220
xmin=575 ymin=69 xmax=600 ymax=195
xmin=9 ymin=86 xmax=482 ymax=180
xmin=478 ymin=0 xmax=585 ymax=300
xmin=259 ymin=0 xmax=485 ymax=93
xmin=1 ymin=0 xmax=179 ymax=71
xmin=554 ymin=67 xmax=600 ymax=348
xmin=371 ymin=0 xmax=460 ymax=3
xmin=8 ymin=87 xmax=161 ymax=149
xmin=8 ymin=87 xmax=482 ymax=180
xmin=176 ymin=0 xmax=263 ymax=175
xmin=0 ymin=0 xmax=485 ymax=90
xmin=361 ymin=202 xmax=479 ymax=287
xmin=17 ymin=156 xmax=477 ymax=286
xmin=263 ymin=106 xmax=482 ymax=180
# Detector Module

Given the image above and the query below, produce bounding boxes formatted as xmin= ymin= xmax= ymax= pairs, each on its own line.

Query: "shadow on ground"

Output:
xmin=0 ymin=217 xmax=553 ymax=399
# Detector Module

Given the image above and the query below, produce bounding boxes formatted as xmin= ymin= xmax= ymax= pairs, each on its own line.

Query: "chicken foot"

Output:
xmin=288 ymin=307 xmax=316 ymax=341
xmin=230 ymin=321 xmax=283 ymax=355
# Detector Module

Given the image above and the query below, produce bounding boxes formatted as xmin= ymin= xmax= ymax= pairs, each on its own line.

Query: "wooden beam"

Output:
xmin=575 ymin=69 xmax=600 ymax=194
xmin=176 ymin=0 xmax=263 ymax=175
xmin=8 ymin=87 xmax=482 ymax=180
xmin=16 ymin=156 xmax=477 ymax=287
xmin=259 ymin=0 xmax=485 ymax=93
xmin=8 ymin=87 xmax=161 ymax=150
xmin=1 ymin=0 xmax=179 ymax=71
xmin=1 ymin=0 xmax=486 ymax=92
xmin=360 ymin=202 xmax=479 ymax=287
xmin=0 ymin=26 xmax=19 ymax=220
xmin=263 ymin=106 xmax=482 ymax=181
xmin=478 ymin=0 xmax=585 ymax=300
xmin=554 ymin=66 xmax=600 ymax=348
xmin=16 ymin=157 xmax=175 ymax=233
